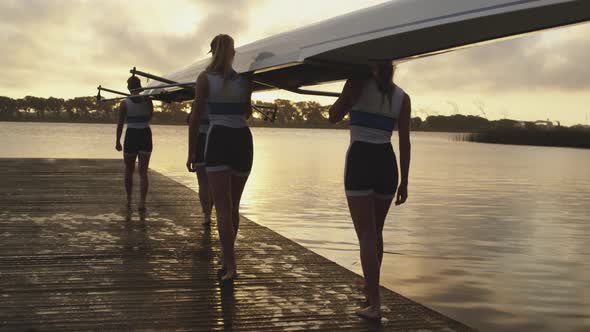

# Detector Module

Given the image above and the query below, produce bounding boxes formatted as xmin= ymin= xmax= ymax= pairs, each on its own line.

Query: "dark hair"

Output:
xmin=209 ymin=35 xmax=220 ymax=54
xmin=127 ymin=76 xmax=142 ymax=92
xmin=374 ymin=63 xmax=395 ymax=108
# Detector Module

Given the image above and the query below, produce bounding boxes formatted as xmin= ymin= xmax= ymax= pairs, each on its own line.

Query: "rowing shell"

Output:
xmin=143 ymin=0 xmax=590 ymax=99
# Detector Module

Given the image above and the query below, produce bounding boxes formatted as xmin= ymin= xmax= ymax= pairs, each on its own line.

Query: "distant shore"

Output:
xmin=0 ymin=119 xmax=495 ymax=132
xmin=0 ymin=118 xmax=348 ymax=129
xmin=2 ymin=94 xmax=590 ymax=148
xmin=4 ymin=120 xmax=590 ymax=150
xmin=461 ymin=127 xmax=590 ymax=149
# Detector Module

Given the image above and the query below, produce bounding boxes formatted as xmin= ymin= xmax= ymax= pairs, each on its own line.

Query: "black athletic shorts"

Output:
xmin=345 ymin=141 xmax=398 ymax=199
xmin=124 ymin=127 xmax=152 ymax=155
xmin=191 ymin=132 xmax=207 ymax=167
xmin=205 ymin=125 xmax=253 ymax=176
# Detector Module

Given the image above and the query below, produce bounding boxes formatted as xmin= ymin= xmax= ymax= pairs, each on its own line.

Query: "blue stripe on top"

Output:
xmin=350 ymin=111 xmax=396 ymax=132
xmin=207 ymin=102 xmax=248 ymax=115
xmin=127 ymin=115 xmax=150 ymax=123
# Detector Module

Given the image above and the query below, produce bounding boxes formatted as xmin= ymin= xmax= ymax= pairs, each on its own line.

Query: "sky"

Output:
xmin=1 ymin=0 xmax=589 ymax=125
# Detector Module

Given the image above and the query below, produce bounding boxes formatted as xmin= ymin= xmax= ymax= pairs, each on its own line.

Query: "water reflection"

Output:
xmin=219 ymin=281 xmax=237 ymax=330
xmin=1 ymin=122 xmax=589 ymax=331
xmin=118 ymin=209 xmax=153 ymax=324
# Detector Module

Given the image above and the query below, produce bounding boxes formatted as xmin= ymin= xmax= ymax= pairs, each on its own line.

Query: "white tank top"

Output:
xmin=125 ymin=97 xmax=151 ymax=129
xmin=349 ymin=80 xmax=405 ymax=144
xmin=206 ymin=71 xmax=250 ymax=128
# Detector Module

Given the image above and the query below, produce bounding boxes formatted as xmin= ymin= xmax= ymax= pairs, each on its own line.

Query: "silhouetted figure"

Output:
xmin=187 ymin=34 xmax=253 ymax=281
xmin=329 ymin=63 xmax=411 ymax=321
xmin=187 ymin=103 xmax=214 ymax=225
xmin=116 ymin=76 xmax=154 ymax=211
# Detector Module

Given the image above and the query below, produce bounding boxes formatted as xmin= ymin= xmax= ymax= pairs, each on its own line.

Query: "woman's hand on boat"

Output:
xmin=395 ymin=183 xmax=408 ymax=206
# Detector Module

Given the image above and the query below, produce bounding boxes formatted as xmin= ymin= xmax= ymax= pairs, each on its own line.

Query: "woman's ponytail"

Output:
xmin=206 ymin=34 xmax=235 ymax=82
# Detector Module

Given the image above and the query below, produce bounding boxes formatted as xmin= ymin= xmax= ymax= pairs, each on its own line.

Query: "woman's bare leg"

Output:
xmin=230 ymin=174 xmax=248 ymax=240
xmin=123 ymin=154 xmax=136 ymax=207
xmin=137 ymin=152 xmax=151 ymax=210
xmin=347 ymin=195 xmax=381 ymax=321
xmin=357 ymin=198 xmax=394 ymax=294
xmin=208 ymin=170 xmax=236 ymax=281
xmin=196 ymin=166 xmax=213 ymax=224
xmin=374 ymin=197 xmax=393 ymax=269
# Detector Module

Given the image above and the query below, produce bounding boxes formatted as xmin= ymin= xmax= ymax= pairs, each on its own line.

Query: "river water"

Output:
xmin=1 ymin=122 xmax=589 ymax=331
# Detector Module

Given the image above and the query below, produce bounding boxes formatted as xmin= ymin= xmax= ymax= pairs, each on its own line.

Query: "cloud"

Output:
xmin=91 ymin=0 xmax=257 ymax=72
xmin=0 ymin=0 xmax=588 ymax=99
xmin=0 ymin=0 xmax=262 ymax=97
xmin=398 ymin=23 xmax=590 ymax=92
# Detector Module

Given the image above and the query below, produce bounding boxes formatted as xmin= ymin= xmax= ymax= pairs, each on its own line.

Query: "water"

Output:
xmin=1 ymin=121 xmax=589 ymax=331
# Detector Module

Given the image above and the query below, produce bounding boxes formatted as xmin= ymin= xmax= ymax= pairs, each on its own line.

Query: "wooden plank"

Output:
xmin=0 ymin=158 xmax=475 ymax=331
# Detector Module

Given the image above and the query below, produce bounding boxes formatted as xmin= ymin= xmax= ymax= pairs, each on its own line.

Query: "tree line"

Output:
xmin=0 ymin=96 xmax=188 ymax=124
xmin=0 ymin=96 xmax=342 ymax=127
xmin=0 ymin=95 xmax=581 ymax=132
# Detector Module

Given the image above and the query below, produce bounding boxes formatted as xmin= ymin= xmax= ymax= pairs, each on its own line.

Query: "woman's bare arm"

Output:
xmin=115 ymin=101 xmax=126 ymax=151
xmin=395 ymin=93 xmax=411 ymax=206
xmin=245 ymin=75 xmax=253 ymax=120
xmin=147 ymin=99 xmax=154 ymax=120
xmin=187 ymin=72 xmax=208 ymax=171
xmin=328 ymin=79 xmax=362 ymax=124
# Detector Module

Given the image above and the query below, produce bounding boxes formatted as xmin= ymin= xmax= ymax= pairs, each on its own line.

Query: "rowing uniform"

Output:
xmin=344 ymin=80 xmax=405 ymax=199
xmin=204 ymin=71 xmax=253 ymax=176
xmin=191 ymin=106 xmax=210 ymax=167
xmin=123 ymin=96 xmax=152 ymax=156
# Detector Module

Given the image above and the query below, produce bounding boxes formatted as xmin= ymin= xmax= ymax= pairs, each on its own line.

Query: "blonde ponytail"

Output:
xmin=206 ymin=34 xmax=235 ymax=82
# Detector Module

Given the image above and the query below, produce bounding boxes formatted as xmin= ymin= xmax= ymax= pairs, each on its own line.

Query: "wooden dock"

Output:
xmin=0 ymin=159 xmax=475 ymax=331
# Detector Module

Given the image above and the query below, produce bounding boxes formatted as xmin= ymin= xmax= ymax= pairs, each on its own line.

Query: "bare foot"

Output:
xmin=355 ymin=279 xmax=370 ymax=303
xmin=221 ymin=266 xmax=237 ymax=281
xmin=355 ymin=306 xmax=381 ymax=322
xmin=362 ymin=287 xmax=370 ymax=304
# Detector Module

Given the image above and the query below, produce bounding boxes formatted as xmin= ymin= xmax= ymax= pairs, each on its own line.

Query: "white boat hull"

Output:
xmin=145 ymin=0 xmax=590 ymax=97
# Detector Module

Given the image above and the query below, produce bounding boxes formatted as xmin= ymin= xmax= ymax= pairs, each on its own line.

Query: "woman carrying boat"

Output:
xmin=115 ymin=75 xmax=154 ymax=211
xmin=187 ymin=34 xmax=253 ymax=281
xmin=187 ymin=99 xmax=213 ymax=226
xmin=328 ymin=63 xmax=411 ymax=321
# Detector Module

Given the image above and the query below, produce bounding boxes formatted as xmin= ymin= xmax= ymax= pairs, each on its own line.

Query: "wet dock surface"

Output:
xmin=0 ymin=159 xmax=475 ymax=331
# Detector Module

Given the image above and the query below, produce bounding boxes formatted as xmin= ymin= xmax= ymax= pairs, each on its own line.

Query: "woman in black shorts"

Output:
xmin=187 ymin=103 xmax=213 ymax=225
xmin=187 ymin=34 xmax=253 ymax=281
xmin=329 ymin=63 xmax=411 ymax=321
xmin=115 ymin=75 xmax=154 ymax=211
